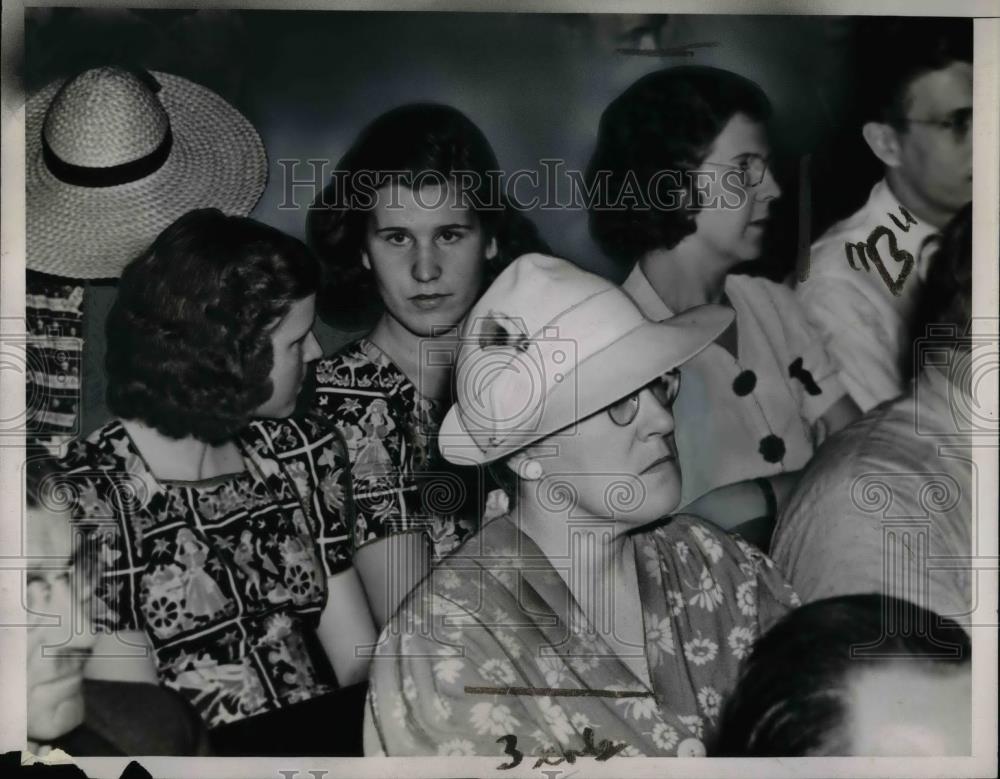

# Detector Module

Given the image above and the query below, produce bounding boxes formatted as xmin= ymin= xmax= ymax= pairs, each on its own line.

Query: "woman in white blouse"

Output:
xmin=586 ymin=66 xmax=861 ymax=547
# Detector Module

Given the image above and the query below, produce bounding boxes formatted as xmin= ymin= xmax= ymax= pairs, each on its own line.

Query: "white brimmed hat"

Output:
xmin=439 ymin=254 xmax=733 ymax=465
xmin=26 ymin=66 xmax=268 ymax=279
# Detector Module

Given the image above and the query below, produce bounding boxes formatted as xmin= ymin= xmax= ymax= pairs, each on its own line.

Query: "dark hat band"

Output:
xmin=42 ymin=128 xmax=173 ymax=188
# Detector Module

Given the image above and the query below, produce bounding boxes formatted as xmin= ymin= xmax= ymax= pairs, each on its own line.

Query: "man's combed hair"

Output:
xmin=106 ymin=209 xmax=319 ymax=444
xmin=857 ymin=18 xmax=972 ymax=129
xmin=306 ymin=102 xmax=549 ymax=327
xmin=711 ymin=594 xmax=970 ymax=756
xmin=586 ymin=66 xmax=772 ymax=268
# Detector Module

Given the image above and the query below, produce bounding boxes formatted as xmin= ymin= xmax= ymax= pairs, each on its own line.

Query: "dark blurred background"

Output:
xmin=23 ymin=8 xmax=892 ymax=436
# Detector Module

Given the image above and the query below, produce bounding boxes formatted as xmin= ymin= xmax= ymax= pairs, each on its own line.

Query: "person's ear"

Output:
xmin=361 ymin=249 xmax=372 ymax=271
xmin=485 ymin=236 xmax=498 ymax=261
xmin=862 ymin=121 xmax=904 ymax=169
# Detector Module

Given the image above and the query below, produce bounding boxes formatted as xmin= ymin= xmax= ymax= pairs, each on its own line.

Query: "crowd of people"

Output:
xmin=22 ymin=16 xmax=976 ymax=760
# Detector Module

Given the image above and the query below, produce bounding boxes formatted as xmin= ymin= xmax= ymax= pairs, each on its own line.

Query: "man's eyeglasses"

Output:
xmin=607 ymin=370 xmax=681 ymax=427
xmin=702 ymin=154 xmax=770 ymax=188
xmin=904 ymin=108 xmax=973 ymax=143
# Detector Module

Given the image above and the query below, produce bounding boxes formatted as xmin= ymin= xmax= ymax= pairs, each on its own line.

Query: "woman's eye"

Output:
xmin=385 ymin=232 xmax=410 ymax=246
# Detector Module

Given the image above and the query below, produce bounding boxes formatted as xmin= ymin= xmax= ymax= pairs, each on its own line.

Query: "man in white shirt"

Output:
xmin=797 ymin=19 xmax=972 ymax=412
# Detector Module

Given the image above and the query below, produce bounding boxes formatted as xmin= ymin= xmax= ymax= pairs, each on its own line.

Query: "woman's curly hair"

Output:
xmin=586 ymin=66 xmax=772 ymax=268
xmin=306 ymin=103 xmax=549 ymax=327
xmin=106 ymin=209 xmax=319 ymax=444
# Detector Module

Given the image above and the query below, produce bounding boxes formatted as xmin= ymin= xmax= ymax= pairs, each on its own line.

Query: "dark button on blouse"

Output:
xmin=732 ymin=370 xmax=757 ymax=396
xmin=759 ymin=434 xmax=786 ymax=463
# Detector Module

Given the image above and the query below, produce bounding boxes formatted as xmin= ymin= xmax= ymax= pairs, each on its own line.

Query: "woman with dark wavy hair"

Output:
xmin=305 ymin=103 xmax=549 ymax=627
xmin=587 ymin=66 xmax=860 ymax=548
xmin=62 ymin=209 xmax=375 ymax=755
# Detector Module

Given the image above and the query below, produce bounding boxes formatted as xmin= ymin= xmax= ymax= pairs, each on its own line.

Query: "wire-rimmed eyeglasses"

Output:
xmin=607 ymin=370 xmax=682 ymax=427
xmin=904 ymin=107 xmax=973 ymax=143
xmin=701 ymin=154 xmax=770 ymax=188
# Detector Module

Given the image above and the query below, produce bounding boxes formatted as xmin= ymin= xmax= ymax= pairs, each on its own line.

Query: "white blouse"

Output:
xmin=623 ymin=264 xmax=847 ymax=508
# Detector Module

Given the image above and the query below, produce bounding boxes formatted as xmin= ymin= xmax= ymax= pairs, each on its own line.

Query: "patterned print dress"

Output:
xmin=63 ymin=416 xmax=353 ymax=729
xmin=367 ymin=514 xmax=799 ymax=759
xmin=311 ymin=338 xmax=489 ymax=560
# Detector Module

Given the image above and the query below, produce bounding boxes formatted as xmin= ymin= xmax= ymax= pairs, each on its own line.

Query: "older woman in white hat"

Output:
xmin=364 ymin=254 xmax=799 ymax=759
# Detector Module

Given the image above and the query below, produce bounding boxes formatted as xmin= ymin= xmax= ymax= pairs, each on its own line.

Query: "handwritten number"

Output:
xmin=496 ymin=735 xmax=523 ymax=770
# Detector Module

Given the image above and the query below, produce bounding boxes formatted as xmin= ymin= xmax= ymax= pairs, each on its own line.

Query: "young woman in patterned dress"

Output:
xmin=65 ymin=209 xmax=375 ymax=754
xmin=305 ymin=104 xmax=549 ymax=628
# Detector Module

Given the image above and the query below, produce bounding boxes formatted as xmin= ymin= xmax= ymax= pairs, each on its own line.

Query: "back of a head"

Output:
xmin=106 ymin=208 xmax=318 ymax=444
xmin=712 ymin=594 xmax=971 ymax=756
xmin=586 ymin=65 xmax=772 ymax=266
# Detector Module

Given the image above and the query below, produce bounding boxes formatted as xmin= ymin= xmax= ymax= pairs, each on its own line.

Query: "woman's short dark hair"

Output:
xmin=307 ymin=103 xmax=549 ymax=327
xmin=106 ymin=209 xmax=319 ymax=444
xmin=586 ymin=66 xmax=772 ymax=267
xmin=711 ymin=594 xmax=970 ymax=756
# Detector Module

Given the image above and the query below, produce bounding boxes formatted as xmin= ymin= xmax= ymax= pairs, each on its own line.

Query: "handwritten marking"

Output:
xmin=843 ymin=208 xmax=917 ymax=297
xmin=497 ymin=734 xmax=524 ymax=769
xmin=466 ymin=685 xmax=651 ymax=698
xmin=496 ymin=728 xmax=628 ymax=770
xmin=888 ymin=206 xmax=917 ymax=234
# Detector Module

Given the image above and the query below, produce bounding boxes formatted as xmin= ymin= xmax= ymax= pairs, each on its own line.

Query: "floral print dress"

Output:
xmin=310 ymin=338 xmax=489 ymax=560
xmin=63 ymin=416 xmax=354 ymax=730
xmin=366 ymin=514 xmax=799 ymax=760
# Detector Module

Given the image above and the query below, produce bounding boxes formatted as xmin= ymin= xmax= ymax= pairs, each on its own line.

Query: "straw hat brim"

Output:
xmin=439 ymin=304 xmax=734 ymax=466
xmin=26 ymin=71 xmax=268 ymax=279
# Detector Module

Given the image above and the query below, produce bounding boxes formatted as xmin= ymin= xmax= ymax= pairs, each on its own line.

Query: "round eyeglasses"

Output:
xmin=702 ymin=154 xmax=770 ymax=188
xmin=607 ymin=370 xmax=682 ymax=427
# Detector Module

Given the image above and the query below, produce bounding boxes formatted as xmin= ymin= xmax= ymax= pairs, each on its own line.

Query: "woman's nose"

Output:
xmin=302 ymin=331 xmax=323 ymax=364
xmin=637 ymin=387 xmax=675 ymax=438
xmin=411 ymin=243 xmax=442 ymax=283
xmin=756 ymin=165 xmax=781 ymax=202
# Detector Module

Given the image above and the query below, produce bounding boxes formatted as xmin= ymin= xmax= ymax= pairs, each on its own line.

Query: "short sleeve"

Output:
xmin=248 ymin=416 xmax=354 ymax=577
xmin=311 ymin=354 xmax=419 ymax=548
xmin=796 ymin=276 xmax=900 ymax=413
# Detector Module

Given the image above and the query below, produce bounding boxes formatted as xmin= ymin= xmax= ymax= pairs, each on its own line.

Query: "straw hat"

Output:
xmin=26 ymin=66 xmax=267 ymax=279
xmin=439 ymin=254 xmax=733 ymax=465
